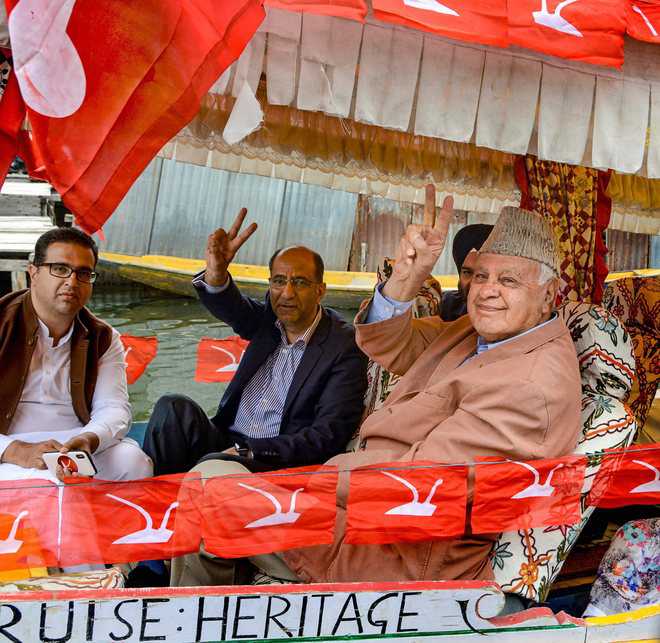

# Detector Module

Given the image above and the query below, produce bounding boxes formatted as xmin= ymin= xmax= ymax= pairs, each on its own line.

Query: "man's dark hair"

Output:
xmin=33 ymin=227 xmax=99 ymax=266
xmin=268 ymin=246 xmax=324 ymax=282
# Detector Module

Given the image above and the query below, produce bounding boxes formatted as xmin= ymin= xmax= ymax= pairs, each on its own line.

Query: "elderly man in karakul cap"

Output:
xmin=273 ymin=195 xmax=582 ymax=585
xmin=173 ymin=192 xmax=582 ymax=587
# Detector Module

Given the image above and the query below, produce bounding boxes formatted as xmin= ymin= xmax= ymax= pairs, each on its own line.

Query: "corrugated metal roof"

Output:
xmin=607 ymin=229 xmax=649 ymax=272
xmin=147 ymin=160 xmax=287 ymax=265
xmin=98 ymin=159 xmax=162 ymax=256
xmin=102 ymin=159 xmax=358 ymax=270
xmin=277 ymin=182 xmax=357 ymax=269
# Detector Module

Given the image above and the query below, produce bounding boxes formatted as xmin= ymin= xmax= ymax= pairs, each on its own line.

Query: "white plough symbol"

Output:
xmin=632 ymin=5 xmax=658 ymax=37
xmin=511 ymin=462 xmax=564 ymax=499
xmin=212 ymin=345 xmax=245 ymax=374
xmin=239 ymin=484 xmax=305 ymax=529
xmin=533 ymin=0 xmax=583 ymax=37
xmin=9 ymin=0 xmax=87 ymax=117
xmin=383 ymin=472 xmax=443 ymax=517
xmin=403 ymin=0 xmax=459 ymax=17
xmin=630 ymin=460 xmax=660 ymax=494
xmin=107 ymin=495 xmax=179 ymax=545
xmin=0 ymin=511 xmax=28 ymax=555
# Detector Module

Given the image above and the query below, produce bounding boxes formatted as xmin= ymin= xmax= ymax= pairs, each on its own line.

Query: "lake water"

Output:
xmin=88 ymin=286 xmax=357 ymax=422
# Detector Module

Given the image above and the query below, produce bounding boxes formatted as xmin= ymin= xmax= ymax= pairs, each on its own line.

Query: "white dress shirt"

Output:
xmin=0 ymin=318 xmax=132 ymax=458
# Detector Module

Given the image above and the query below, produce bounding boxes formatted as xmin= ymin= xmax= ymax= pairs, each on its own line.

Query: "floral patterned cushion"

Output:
xmin=491 ymin=302 xmax=637 ymax=602
xmin=602 ymin=276 xmax=660 ymax=433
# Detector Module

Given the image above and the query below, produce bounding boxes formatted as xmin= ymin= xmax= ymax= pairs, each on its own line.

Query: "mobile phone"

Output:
xmin=42 ymin=450 xmax=98 ymax=477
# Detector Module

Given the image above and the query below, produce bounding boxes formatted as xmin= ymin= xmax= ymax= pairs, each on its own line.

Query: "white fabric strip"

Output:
xmin=538 ymin=65 xmax=595 ymax=166
xmin=297 ymin=14 xmax=363 ymax=117
xmin=414 ymin=39 xmax=484 ymax=143
xmin=592 ymin=77 xmax=650 ymax=174
xmin=476 ymin=52 xmax=542 ymax=155
xmin=355 ymin=24 xmax=423 ymax=131
xmin=262 ymin=8 xmax=302 ymax=106
xmin=231 ymin=31 xmax=266 ymax=97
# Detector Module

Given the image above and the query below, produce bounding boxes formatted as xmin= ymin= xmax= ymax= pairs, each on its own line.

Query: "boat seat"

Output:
xmin=357 ymin=258 xmax=637 ymax=603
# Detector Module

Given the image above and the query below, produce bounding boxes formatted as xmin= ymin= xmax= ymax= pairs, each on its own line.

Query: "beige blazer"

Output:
xmin=283 ymin=306 xmax=582 ymax=584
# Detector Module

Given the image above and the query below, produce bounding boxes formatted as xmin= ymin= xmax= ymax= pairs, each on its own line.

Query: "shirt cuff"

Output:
xmin=192 ymin=272 xmax=231 ymax=294
xmin=365 ymin=283 xmax=414 ymax=323
xmin=79 ymin=426 xmax=116 ymax=453
xmin=0 ymin=434 xmax=15 ymax=461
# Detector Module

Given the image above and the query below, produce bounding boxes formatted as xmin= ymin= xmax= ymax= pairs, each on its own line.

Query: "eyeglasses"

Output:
xmin=269 ymin=276 xmax=318 ymax=291
xmin=37 ymin=262 xmax=98 ymax=284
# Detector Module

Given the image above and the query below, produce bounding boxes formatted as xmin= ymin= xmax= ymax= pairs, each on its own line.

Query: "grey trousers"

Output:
xmin=170 ymin=459 xmax=300 ymax=587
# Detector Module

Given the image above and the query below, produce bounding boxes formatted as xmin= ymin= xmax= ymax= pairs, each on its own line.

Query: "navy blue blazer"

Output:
xmin=195 ymin=275 xmax=368 ymax=466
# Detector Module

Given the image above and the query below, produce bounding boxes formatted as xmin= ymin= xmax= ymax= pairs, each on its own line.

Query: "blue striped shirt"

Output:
xmin=230 ymin=307 xmax=322 ymax=439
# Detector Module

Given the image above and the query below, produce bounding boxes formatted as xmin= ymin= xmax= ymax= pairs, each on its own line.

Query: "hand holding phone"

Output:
xmin=42 ymin=450 xmax=97 ymax=478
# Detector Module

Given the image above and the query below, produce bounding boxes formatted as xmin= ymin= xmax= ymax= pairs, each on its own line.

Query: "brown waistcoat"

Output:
xmin=0 ymin=290 xmax=114 ymax=435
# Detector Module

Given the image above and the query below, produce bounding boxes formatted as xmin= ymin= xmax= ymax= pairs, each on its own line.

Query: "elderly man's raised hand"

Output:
xmin=383 ymin=185 xmax=454 ymax=302
xmin=205 ymin=208 xmax=258 ymax=287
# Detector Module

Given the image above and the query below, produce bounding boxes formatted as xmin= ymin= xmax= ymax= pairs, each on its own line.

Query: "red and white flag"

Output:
xmin=195 ymin=336 xmax=249 ymax=383
xmin=373 ymin=0 xmax=507 ymax=47
xmin=345 ymin=462 xmax=468 ymax=545
xmin=58 ymin=474 xmax=202 ymax=566
xmin=0 ymin=479 xmax=60 ymax=570
xmin=589 ymin=445 xmax=660 ymax=508
xmin=0 ymin=50 xmax=24 ymax=185
xmin=471 ymin=455 xmax=585 ymax=534
xmin=203 ymin=466 xmax=338 ymax=558
xmin=627 ymin=1 xmax=660 ymax=43
xmin=120 ymin=335 xmax=158 ymax=385
xmin=508 ymin=0 xmax=626 ymax=68
xmin=4 ymin=0 xmax=264 ymax=233
xmin=265 ymin=0 xmax=367 ymax=21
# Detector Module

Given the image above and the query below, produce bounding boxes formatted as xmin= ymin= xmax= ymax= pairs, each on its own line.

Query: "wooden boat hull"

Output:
xmin=1 ymin=580 xmax=657 ymax=642
xmin=99 ymin=252 xmax=659 ymax=309
xmin=98 ymin=252 xmax=458 ymax=308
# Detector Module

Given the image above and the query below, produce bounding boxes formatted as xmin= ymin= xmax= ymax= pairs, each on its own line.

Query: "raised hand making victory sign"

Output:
xmin=382 ymin=184 xmax=454 ymax=302
xmin=204 ymin=208 xmax=258 ymax=287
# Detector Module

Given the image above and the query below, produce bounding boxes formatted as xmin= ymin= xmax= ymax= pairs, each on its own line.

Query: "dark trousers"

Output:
xmin=143 ymin=394 xmax=233 ymax=476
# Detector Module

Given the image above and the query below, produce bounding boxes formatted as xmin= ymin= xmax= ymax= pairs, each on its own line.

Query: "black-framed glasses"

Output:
xmin=269 ymin=276 xmax=318 ymax=291
xmin=37 ymin=262 xmax=98 ymax=284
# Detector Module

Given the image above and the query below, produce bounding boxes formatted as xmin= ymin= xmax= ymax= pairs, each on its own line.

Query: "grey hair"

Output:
xmin=537 ymin=262 xmax=557 ymax=285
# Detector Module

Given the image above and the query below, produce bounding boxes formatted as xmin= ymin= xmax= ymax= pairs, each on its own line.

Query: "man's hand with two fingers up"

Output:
xmin=204 ymin=208 xmax=258 ymax=287
xmin=383 ymin=184 xmax=454 ymax=302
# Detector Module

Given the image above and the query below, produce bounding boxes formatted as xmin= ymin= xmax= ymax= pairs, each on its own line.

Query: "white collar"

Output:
xmin=476 ymin=312 xmax=557 ymax=355
xmin=37 ymin=317 xmax=75 ymax=348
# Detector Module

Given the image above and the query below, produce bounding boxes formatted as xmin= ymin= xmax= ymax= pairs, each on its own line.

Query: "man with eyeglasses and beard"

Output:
xmin=144 ymin=208 xmax=368 ymax=477
xmin=0 ymin=228 xmax=153 ymax=482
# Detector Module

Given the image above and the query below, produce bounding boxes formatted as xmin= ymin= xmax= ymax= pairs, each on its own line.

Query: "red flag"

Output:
xmin=0 ymin=480 xmax=60 ymax=570
xmin=345 ymin=462 xmax=468 ymax=545
xmin=589 ymin=445 xmax=660 ymax=508
xmin=373 ymin=0 xmax=508 ymax=47
xmin=0 ymin=51 xmax=25 ymax=184
xmin=120 ymin=335 xmax=158 ymax=385
xmin=264 ymin=0 xmax=367 ymax=21
xmin=195 ymin=336 xmax=249 ymax=383
xmin=5 ymin=0 xmax=264 ymax=233
xmin=627 ymin=1 xmax=660 ymax=43
xmin=58 ymin=474 xmax=202 ymax=566
xmin=508 ymin=0 xmax=626 ymax=68
xmin=203 ymin=466 xmax=337 ymax=558
xmin=471 ymin=455 xmax=585 ymax=534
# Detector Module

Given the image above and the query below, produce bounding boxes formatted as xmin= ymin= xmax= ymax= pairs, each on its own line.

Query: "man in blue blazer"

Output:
xmin=143 ymin=208 xmax=368 ymax=475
